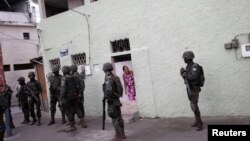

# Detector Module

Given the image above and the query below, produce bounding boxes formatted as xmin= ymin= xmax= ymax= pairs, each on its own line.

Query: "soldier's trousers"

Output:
xmin=50 ymin=96 xmax=65 ymax=119
xmin=29 ymin=97 xmax=41 ymax=119
xmin=77 ymin=102 xmax=85 ymax=117
xmin=0 ymin=114 xmax=5 ymax=141
xmin=189 ymin=89 xmax=201 ymax=122
xmin=21 ymin=99 xmax=29 ymax=121
xmin=64 ymin=97 xmax=83 ymax=122
xmin=108 ymin=104 xmax=124 ymax=132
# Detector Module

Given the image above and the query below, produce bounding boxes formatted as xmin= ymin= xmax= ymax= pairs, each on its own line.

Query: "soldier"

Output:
xmin=79 ymin=65 xmax=86 ymax=118
xmin=70 ymin=65 xmax=87 ymax=128
xmin=102 ymin=62 xmax=126 ymax=140
xmin=180 ymin=51 xmax=203 ymax=131
xmin=27 ymin=72 xmax=42 ymax=126
xmin=0 ymin=85 xmax=7 ymax=141
xmin=60 ymin=66 xmax=84 ymax=132
xmin=48 ymin=66 xmax=66 ymax=126
xmin=16 ymin=77 xmax=30 ymax=124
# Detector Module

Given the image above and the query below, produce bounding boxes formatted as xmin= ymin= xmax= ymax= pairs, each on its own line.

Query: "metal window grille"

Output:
xmin=111 ymin=38 xmax=130 ymax=53
xmin=71 ymin=53 xmax=86 ymax=65
xmin=49 ymin=58 xmax=60 ymax=69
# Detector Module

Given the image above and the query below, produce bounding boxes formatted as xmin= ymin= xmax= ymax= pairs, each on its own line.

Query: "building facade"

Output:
xmin=38 ymin=0 xmax=250 ymax=117
xmin=0 ymin=0 xmax=40 ymax=105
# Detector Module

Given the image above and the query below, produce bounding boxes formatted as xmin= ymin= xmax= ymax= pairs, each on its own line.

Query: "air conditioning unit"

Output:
xmin=241 ymin=43 xmax=250 ymax=57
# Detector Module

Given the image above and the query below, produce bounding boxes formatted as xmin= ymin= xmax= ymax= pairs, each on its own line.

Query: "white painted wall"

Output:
xmin=38 ymin=0 xmax=250 ymax=118
xmin=0 ymin=24 xmax=39 ymax=105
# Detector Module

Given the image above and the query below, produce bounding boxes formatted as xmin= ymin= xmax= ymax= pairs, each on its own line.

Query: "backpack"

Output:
xmin=198 ymin=64 xmax=205 ymax=87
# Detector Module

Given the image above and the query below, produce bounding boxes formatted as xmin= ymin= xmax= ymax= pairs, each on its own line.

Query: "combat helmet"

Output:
xmin=62 ymin=66 xmax=71 ymax=74
xmin=182 ymin=51 xmax=195 ymax=59
xmin=103 ymin=62 xmax=113 ymax=71
xmin=28 ymin=72 xmax=36 ymax=77
xmin=70 ymin=64 xmax=78 ymax=72
xmin=52 ymin=66 xmax=60 ymax=73
xmin=17 ymin=77 xmax=25 ymax=82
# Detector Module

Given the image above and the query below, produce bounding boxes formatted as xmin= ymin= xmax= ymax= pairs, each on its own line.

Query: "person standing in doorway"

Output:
xmin=122 ymin=66 xmax=136 ymax=101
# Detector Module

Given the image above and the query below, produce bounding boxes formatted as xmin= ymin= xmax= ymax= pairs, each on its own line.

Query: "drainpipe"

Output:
xmin=70 ymin=9 xmax=91 ymax=65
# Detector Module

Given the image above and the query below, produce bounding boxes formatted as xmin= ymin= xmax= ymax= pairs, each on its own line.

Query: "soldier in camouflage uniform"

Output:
xmin=0 ymin=85 xmax=7 ymax=141
xmin=102 ymin=62 xmax=126 ymax=140
xmin=27 ymin=72 xmax=42 ymax=126
xmin=60 ymin=66 xmax=84 ymax=132
xmin=16 ymin=77 xmax=30 ymax=124
xmin=79 ymin=65 xmax=86 ymax=117
xmin=70 ymin=65 xmax=87 ymax=128
xmin=180 ymin=51 xmax=203 ymax=131
xmin=48 ymin=66 xmax=66 ymax=126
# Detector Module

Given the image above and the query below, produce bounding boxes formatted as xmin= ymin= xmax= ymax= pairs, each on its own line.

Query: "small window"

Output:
xmin=110 ymin=38 xmax=130 ymax=53
xmin=49 ymin=58 xmax=61 ymax=69
xmin=71 ymin=53 xmax=86 ymax=66
xmin=14 ymin=63 xmax=34 ymax=71
xmin=3 ymin=65 xmax=10 ymax=72
xmin=23 ymin=32 xmax=30 ymax=40
xmin=91 ymin=0 xmax=98 ymax=2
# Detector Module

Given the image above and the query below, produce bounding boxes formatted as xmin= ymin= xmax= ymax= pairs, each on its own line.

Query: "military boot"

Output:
xmin=48 ymin=113 xmax=55 ymax=126
xmin=196 ymin=121 xmax=203 ymax=131
xmin=80 ymin=117 xmax=87 ymax=128
xmin=48 ymin=119 xmax=55 ymax=126
xmin=191 ymin=115 xmax=199 ymax=127
xmin=120 ymin=128 xmax=126 ymax=139
xmin=61 ymin=118 xmax=66 ymax=124
xmin=111 ymin=131 xmax=122 ymax=141
xmin=61 ymin=111 xmax=66 ymax=124
xmin=64 ymin=121 xmax=77 ymax=132
xmin=37 ymin=118 xmax=41 ymax=126
xmin=30 ymin=118 xmax=37 ymax=125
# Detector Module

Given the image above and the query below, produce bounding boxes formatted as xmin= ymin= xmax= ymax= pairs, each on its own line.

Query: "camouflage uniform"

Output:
xmin=70 ymin=65 xmax=87 ymax=128
xmin=48 ymin=67 xmax=66 ymax=125
xmin=103 ymin=62 xmax=126 ymax=140
xmin=0 ymin=92 xmax=7 ymax=141
xmin=61 ymin=66 xmax=83 ymax=132
xmin=180 ymin=51 xmax=203 ymax=131
xmin=27 ymin=72 xmax=42 ymax=126
xmin=16 ymin=77 xmax=30 ymax=124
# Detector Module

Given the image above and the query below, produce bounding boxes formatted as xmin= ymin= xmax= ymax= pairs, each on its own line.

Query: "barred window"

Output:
xmin=49 ymin=58 xmax=60 ymax=69
xmin=71 ymin=53 xmax=86 ymax=66
xmin=110 ymin=38 xmax=130 ymax=53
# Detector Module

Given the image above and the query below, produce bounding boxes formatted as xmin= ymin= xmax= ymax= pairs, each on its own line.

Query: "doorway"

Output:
xmin=112 ymin=54 xmax=139 ymax=123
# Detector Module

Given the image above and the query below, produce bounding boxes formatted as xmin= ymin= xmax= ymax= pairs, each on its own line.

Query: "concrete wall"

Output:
xmin=38 ymin=0 xmax=250 ymax=117
xmin=0 ymin=24 xmax=39 ymax=105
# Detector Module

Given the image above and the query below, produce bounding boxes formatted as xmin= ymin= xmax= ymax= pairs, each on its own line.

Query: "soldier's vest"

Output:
xmin=27 ymin=80 xmax=40 ymax=95
xmin=65 ymin=75 xmax=78 ymax=98
xmin=104 ymin=76 xmax=122 ymax=107
xmin=79 ymin=74 xmax=85 ymax=91
xmin=50 ymin=75 xmax=62 ymax=95
xmin=20 ymin=85 xmax=30 ymax=100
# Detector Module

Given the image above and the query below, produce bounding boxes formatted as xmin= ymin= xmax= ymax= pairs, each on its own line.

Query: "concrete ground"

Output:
xmin=4 ymin=107 xmax=250 ymax=141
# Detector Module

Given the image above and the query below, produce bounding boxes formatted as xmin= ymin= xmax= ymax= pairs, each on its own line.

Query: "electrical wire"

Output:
xmin=0 ymin=31 xmax=38 ymax=46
